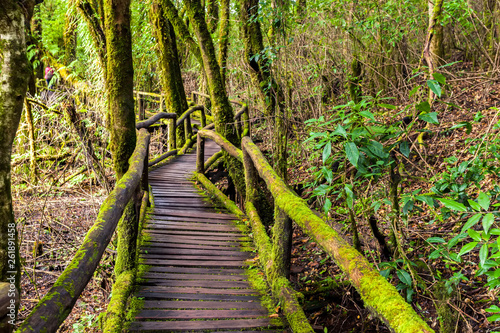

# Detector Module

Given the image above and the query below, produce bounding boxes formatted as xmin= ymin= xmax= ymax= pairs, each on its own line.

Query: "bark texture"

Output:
xmin=152 ymin=0 xmax=189 ymax=146
xmin=0 ymin=0 xmax=31 ymax=299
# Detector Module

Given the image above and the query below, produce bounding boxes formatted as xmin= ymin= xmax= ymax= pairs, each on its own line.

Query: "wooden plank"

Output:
xmin=140 ymin=254 xmax=249 ymax=261
xmin=145 ymin=236 xmax=247 ymax=246
xmin=141 ymin=272 xmax=247 ymax=281
xmin=143 ymin=242 xmax=246 ymax=251
xmin=140 ymin=247 xmax=251 ymax=257
xmin=142 ymin=300 xmax=264 ymax=310
xmin=141 ymin=259 xmax=247 ymax=267
xmin=153 ymin=208 xmax=237 ymax=220
xmin=137 ymin=286 xmax=258 ymax=295
xmin=135 ymin=309 xmax=268 ymax=320
xmin=144 ymin=222 xmax=239 ymax=232
xmin=148 ymin=215 xmax=237 ymax=224
xmin=128 ymin=318 xmax=273 ymax=331
xmin=134 ymin=291 xmax=260 ymax=302
xmin=143 ymin=231 xmax=249 ymax=242
xmin=143 ymin=229 xmax=245 ymax=238
xmin=145 ymin=266 xmax=246 ymax=275
xmin=141 ymin=279 xmax=251 ymax=289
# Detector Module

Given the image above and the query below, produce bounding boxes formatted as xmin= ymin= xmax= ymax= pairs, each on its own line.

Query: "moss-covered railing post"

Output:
xmin=184 ymin=113 xmax=192 ymax=142
xmin=200 ymin=105 xmax=207 ymax=127
xmin=169 ymin=115 xmax=177 ymax=150
xmin=196 ymin=133 xmax=205 ymax=174
xmin=142 ymin=142 xmax=149 ymax=193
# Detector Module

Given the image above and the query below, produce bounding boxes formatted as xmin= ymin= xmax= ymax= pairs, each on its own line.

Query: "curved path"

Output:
xmin=128 ymin=140 xmax=282 ymax=332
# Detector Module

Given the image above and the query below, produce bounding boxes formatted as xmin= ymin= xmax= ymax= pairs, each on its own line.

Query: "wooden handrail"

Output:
xmin=136 ymin=112 xmax=176 ymax=129
xmin=133 ymin=90 xmax=162 ymax=98
xmin=194 ymin=129 xmax=434 ymax=333
xmin=17 ymin=129 xmax=151 ymax=333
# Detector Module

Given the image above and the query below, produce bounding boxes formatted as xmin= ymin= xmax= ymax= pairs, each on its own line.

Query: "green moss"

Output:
xmin=245 ymin=265 xmax=282 ymax=327
xmin=103 ymin=270 xmax=135 ymax=333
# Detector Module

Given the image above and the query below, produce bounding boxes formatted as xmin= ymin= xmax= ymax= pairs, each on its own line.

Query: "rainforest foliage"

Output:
xmin=2 ymin=0 xmax=500 ymax=331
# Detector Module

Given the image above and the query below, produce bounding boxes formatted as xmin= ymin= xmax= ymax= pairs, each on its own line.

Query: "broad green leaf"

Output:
xmin=438 ymin=198 xmax=467 ymax=212
xmin=458 ymin=242 xmax=478 ymax=256
xmin=378 ymin=103 xmax=397 ymax=110
xmin=427 ymin=237 xmax=446 ymax=243
xmin=483 ymin=213 xmax=495 ymax=234
xmin=478 ymin=192 xmax=491 ymax=211
xmin=399 ymin=141 xmax=410 ymax=158
xmin=468 ymin=199 xmax=482 ymax=211
xmin=487 ymin=314 xmax=500 ymax=322
xmin=467 ymin=229 xmax=481 ymax=242
xmin=450 ymin=122 xmax=472 ymax=134
xmin=322 ymin=142 xmax=331 ymax=164
xmin=461 ymin=213 xmax=482 ymax=233
xmin=415 ymin=195 xmax=435 ymax=207
xmin=432 ymin=72 xmax=446 ymax=85
xmin=396 ymin=269 xmax=412 ymax=286
xmin=418 ymin=112 xmax=439 ymax=125
xmin=332 ymin=124 xmax=347 ymax=138
xmin=479 ymin=243 xmax=488 ymax=267
xmin=409 ymin=85 xmax=421 ymax=98
xmin=486 ymin=305 xmax=500 ymax=313
xmin=359 ymin=111 xmax=376 ymax=121
xmin=344 ymin=142 xmax=359 ymax=168
xmin=448 ymin=233 xmax=468 ymax=249
xmin=323 ymin=198 xmax=332 ymax=213
xmin=367 ymin=140 xmax=388 ymax=159
xmin=415 ymin=101 xmax=431 ymax=113
xmin=345 ymin=185 xmax=354 ymax=209
xmin=490 ymin=228 xmax=500 ymax=236
xmin=427 ymin=79 xmax=442 ymax=98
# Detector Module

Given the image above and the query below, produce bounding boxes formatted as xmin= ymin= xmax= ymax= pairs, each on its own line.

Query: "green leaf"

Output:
xmin=450 ymin=122 xmax=472 ymax=134
xmin=377 ymin=103 xmax=397 ymax=110
xmin=432 ymin=72 xmax=446 ymax=85
xmin=359 ymin=111 xmax=376 ymax=121
xmin=418 ymin=112 xmax=439 ymax=125
xmin=487 ymin=314 xmax=500 ymax=322
xmin=415 ymin=195 xmax=435 ymax=207
xmin=399 ymin=141 xmax=410 ymax=158
xmin=483 ymin=213 xmax=495 ymax=234
xmin=438 ymin=198 xmax=467 ymax=212
xmin=332 ymin=124 xmax=347 ymax=139
xmin=458 ymin=242 xmax=478 ymax=257
xmin=467 ymin=229 xmax=481 ymax=242
xmin=415 ymin=101 xmax=431 ymax=113
xmin=486 ymin=305 xmax=500 ymax=313
xmin=322 ymin=142 xmax=332 ymax=164
xmin=427 ymin=237 xmax=446 ymax=243
xmin=468 ymin=199 xmax=482 ymax=211
xmin=396 ymin=269 xmax=412 ymax=286
xmin=409 ymin=85 xmax=421 ymax=98
xmin=478 ymin=192 xmax=491 ymax=211
xmin=323 ymin=198 xmax=332 ymax=213
xmin=427 ymin=79 xmax=442 ymax=98
xmin=479 ymin=243 xmax=488 ymax=267
xmin=345 ymin=185 xmax=354 ymax=209
xmin=461 ymin=213 xmax=482 ymax=233
xmin=344 ymin=142 xmax=359 ymax=168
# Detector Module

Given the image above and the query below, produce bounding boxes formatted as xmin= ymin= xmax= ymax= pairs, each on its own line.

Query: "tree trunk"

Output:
xmin=217 ymin=0 xmax=229 ymax=82
xmin=184 ymin=0 xmax=246 ymax=195
xmin=104 ymin=0 xmax=137 ymax=276
xmin=64 ymin=1 xmax=78 ymax=65
xmin=0 ymin=1 xmax=34 ymax=331
xmin=152 ymin=0 xmax=189 ymax=146
xmin=77 ymin=0 xmax=107 ymax=76
xmin=206 ymin=0 xmax=219 ymax=34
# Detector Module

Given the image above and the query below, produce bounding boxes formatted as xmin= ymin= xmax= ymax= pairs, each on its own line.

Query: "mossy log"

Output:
xmin=136 ymin=112 xmax=176 ymax=129
xmin=241 ymin=137 xmax=433 ymax=333
xmin=175 ymin=105 xmax=204 ymax=127
xmin=197 ymin=129 xmax=243 ymax=161
xmin=204 ymin=150 xmax=223 ymax=171
xmin=17 ymin=129 xmax=151 ymax=333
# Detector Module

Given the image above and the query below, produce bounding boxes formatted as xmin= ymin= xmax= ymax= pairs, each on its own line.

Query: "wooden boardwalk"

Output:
xmin=128 ymin=140 xmax=282 ymax=332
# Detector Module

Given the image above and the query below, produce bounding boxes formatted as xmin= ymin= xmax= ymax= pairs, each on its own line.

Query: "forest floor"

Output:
xmin=11 ymin=68 xmax=500 ymax=332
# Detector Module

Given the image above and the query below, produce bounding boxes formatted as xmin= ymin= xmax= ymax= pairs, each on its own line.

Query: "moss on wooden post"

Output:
xmin=102 ymin=270 xmax=135 ymax=332
xmin=196 ymin=133 xmax=205 ymax=174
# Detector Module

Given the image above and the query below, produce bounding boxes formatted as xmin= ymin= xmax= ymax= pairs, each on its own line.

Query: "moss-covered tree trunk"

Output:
xmin=104 ymin=0 xmax=138 ymax=276
xmin=64 ymin=1 xmax=78 ymax=65
xmin=206 ymin=0 xmax=219 ymax=34
xmin=184 ymin=0 xmax=246 ymax=195
xmin=77 ymin=0 xmax=107 ymax=75
xmin=217 ymin=0 xmax=229 ymax=82
xmin=152 ymin=0 xmax=189 ymax=146
xmin=239 ymin=0 xmax=277 ymax=117
xmin=0 ymin=1 xmax=34 ymax=331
